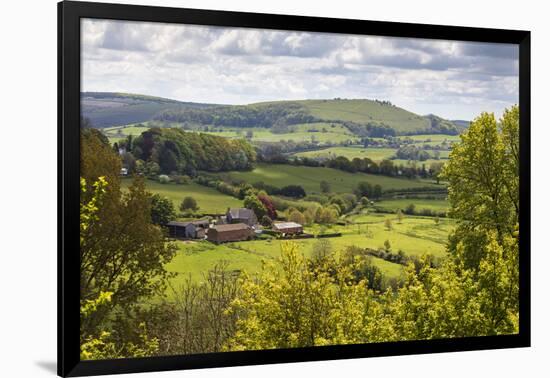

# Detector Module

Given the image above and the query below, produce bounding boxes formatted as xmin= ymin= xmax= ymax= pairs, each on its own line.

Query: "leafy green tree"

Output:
xmin=404 ymin=203 xmax=416 ymax=215
xmin=320 ymin=180 xmax=331 ymax=193
xmin=180 ymin=196 xmax=199 ymax=212
xmin=158 ymin=174 xmax=170 ymax=184
xmin=81 ymin=128 xmax=121 ymax=199
xmin=145 ymin=161 xmax=161 ymax=178
xmin=80 ymin=132 xmax=177 ymax=337
xmin=315 ymin=207 xmax=338 ymax=224
xmin=279 ymin=185 xmax=306 ymax=198
xmin=396 ymin=209 xmax=404 ymax=223
xmin=429 ymin=162 xmax=444 ymax=184
xmin=150 ymin=194 xmax=176 ymax=225
xmin=159 ymin=147 xmax=179 ymax=174
xmin=244 ymin=194 xmax=267 ymax=219
xmin=288 ymin=209 xmax=306 ymax=225
xmin=79 ymin=176 xmax=171 ymax=357
xmin=354 ymin=181 xmax=372 ymax=198
xmin=442 ymin=106 xmax=519 ymax=269
xmin=312 ymin=239 xmax=332 ymax=262
xmin=260 ymin=215 xmax=273 ymax=227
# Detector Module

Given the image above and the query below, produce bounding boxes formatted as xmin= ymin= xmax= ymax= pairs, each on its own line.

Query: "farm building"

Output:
xmin=166 ymin=220 xmax=210 ymax=239
xmin=273 ymin=222 xmax=303 ymax=235
xmin=226 ymin=208 xmax=258 ymax=226
xmin=207 ymin=223 xmax=253 ymax=243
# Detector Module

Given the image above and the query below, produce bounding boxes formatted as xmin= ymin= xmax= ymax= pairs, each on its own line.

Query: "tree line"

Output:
xmin=153 ymin=102 xmax=317 ymax=128
xmin=116 ymin=127 xmax=256 ymax=176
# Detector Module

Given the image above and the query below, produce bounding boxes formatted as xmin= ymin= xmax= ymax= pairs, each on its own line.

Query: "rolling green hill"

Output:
xmin=213 ymin=163 xmax=440 ymax=195
xmin=83 ymin=92 xmax=463 ymax=135
xmin=81 ymin=92 xmax=215 ymax=128
xmin=296 ymin=99 xmax=430 ymax=133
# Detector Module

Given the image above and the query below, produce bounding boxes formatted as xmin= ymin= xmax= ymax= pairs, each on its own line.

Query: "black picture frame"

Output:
xmin=58 ymin=1 xmax=531 ymax=376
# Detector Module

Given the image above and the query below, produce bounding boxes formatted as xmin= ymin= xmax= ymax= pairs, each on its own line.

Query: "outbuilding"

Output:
xmin=273 ymin=222 xmax=303 ymax=235
xmin=207 ymin=223 xmax=253 ymax=243
xmin=167 ymin=220 xmax=210 ymax=239
xmin=226 ymin=208 xmax=258 ymax=226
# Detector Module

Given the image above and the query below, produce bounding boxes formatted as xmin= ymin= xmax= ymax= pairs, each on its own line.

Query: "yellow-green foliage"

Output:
xmin=443 ymin=106 xmax=519 ymax=269
xmin=222 ymin=107 xmax=520 ymax=351
xmin=80 ymin=177 xmax=107 ymax=239
xmin=80 ymin=177 xmax=160 ymax=360
xmin=225 ymin=227 xmax=518 ymax=351
xmin=80 ymin=292 xmax=159 ymax=360
xmin=225 ymin=243 xmax=383 ymax=350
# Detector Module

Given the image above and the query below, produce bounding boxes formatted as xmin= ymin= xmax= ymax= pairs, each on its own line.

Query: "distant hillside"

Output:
xmin=83 ymin=92 xmax=464 ymax=135
xmin=423 ymin=114 xmax=464 ymax=135
xmin=451 ymin=120 xmax=471 ymax=130
xmin=81 ymin=92 xmax=215 ymax=128
xmin=295 ymin=99 xmax=430 ymax=134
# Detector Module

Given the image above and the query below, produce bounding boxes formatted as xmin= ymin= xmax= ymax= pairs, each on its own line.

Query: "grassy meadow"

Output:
xmin=213 ymin=163 xmax=441 ymax=194
xmin=372 ymin=198 xmax=449 ymax=213
xmin=164 ymin=211 xmax=454 ymax=293
xmin=121 ymin=178 xmax=242 ymax=214
xmin=295 ymin=99 xmax=431 ymax=133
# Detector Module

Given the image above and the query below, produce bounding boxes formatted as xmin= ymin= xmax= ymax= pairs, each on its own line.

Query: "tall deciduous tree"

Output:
xmin=243 ymin=195 xmax=267 ymax=219
xmin=80 ymin=131 xmax=176 ymax=336
xmin=150 ymin=194 xmax=176 ymax=225
xmin=443 ymin=106 xmax=519 ymax=269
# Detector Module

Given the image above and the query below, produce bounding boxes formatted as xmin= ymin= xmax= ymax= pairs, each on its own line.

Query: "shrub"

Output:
xmin=180 ymin=196 xmax=199 ymax=212
xmin=279 ymin=185 xmax=306 ymax=198
xmin=158 ymin=174 xmax=170 ymax=184
xmin=260 ymin=215 xmax=273 ymax=227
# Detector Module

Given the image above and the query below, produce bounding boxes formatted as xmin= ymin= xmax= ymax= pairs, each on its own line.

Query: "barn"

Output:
xmin=226 ymin=208 xmax=258 ymax=226
xmin=207 ymin=223 xmax=253 ymax=243
xmin=166 ymin=220 xmax=209 ymax=239
xmin=273 ymin=222 xmax=303 ymax=235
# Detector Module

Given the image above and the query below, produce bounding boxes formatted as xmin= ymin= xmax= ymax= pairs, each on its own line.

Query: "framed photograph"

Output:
xmin=58 ymin=1 xmax=530 ymax=376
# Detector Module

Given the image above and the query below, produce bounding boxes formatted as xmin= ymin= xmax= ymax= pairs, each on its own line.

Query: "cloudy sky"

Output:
xmin=81 ymin=19 xmax=519 ymax=120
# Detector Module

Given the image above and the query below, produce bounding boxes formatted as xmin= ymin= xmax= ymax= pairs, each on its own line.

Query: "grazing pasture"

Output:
xmin=297 ymin=99 xmax=431 ymax=133
xmin=295 ymin=145 xmax=450 ymax=164
xmin=373 ymin=198 xmax=450 ymax=213
xmin=203 ymin=122 xmax=358 ymax=144
xmin=163 ymin=212 xmax=454 ymax=293
xmin=295 ymin=147 xmax=397 ymax=161
xmin=214 ymin=163 xmax=440 ymax=194
xmin=121 ymin=178 xmax=242 ymax=214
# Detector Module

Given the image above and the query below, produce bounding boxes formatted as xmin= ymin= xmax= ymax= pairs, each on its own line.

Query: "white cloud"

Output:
xmin=81 ymin=19 xmax=519 ymax=120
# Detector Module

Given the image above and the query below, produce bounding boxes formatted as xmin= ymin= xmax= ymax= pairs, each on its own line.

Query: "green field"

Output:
xmin=406 ymin=134 xmax=461 ymax=143
xmin=105 ymin=122 xmax=359 ymax=145
xmin=373 ymin=198 xmax=449 ymax=213
xmin=104 ymin=124 xmax=151 ymax=142
xmin=295 ymin=145 xmax=450 ymax=163
xmin=121 ymin=178 xmax=242 ymax=214
xmin=203 ymin=122 xmax=358 ymax=144
xmin=295 ymin=147 xmax=397 ymax=161
xmin=297 ymin=99 xmax=430 ymax=133
xmin=214 ymin=163 xmax=440 ymax=194
xmin=164 ymin=212 xmax=454 ymax=292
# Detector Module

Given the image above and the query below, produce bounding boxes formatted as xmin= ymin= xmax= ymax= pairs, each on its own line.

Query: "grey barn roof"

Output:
xmin=167 ymin=220 xmax=209 ymax=227
xmin=228 ymin=208 xmax=255 ymax=219
xmin=273 ymin=222 xmax=303 ymax=230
